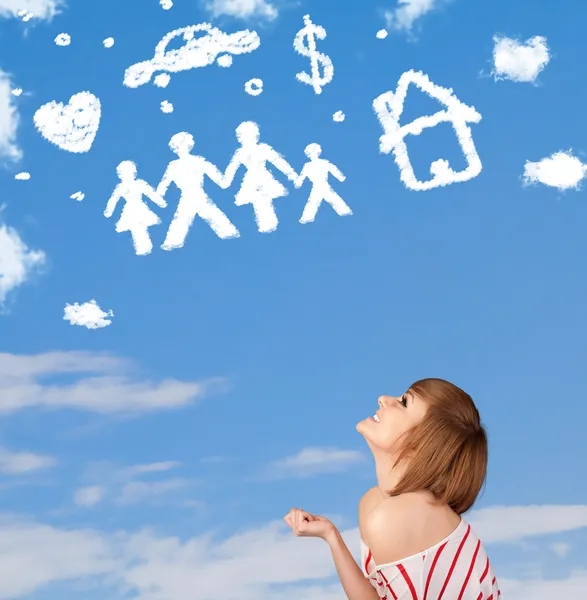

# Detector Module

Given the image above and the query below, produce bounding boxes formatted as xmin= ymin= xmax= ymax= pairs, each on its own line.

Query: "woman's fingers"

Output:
xmin=295 ymin=510 xmax=312 ymax=535
xmin=292 ymin=510 xmax=300 ymax=534
xmin=283 ymin=508 xmax=295 ymax=529
xmin=285 ymin=508 xmax=315 ymax=535
xmin=284 ymin=508 xmax=299 ymax=531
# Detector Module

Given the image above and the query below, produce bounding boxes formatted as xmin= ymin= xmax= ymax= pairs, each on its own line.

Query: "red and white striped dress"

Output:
xmin=361 ymin=519 xmax=501 ymax=599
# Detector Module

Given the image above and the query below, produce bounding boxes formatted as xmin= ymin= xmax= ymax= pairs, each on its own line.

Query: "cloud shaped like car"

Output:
xmin=123 ymin=23 xmax=261 ymax=88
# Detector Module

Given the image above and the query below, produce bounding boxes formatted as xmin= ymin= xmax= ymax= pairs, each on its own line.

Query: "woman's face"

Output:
xmin=356 ymin=390 xmax=428 ymax=453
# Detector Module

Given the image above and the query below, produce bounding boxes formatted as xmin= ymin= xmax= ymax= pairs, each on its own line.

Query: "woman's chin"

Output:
xmin=356 ymin=419 xmax=369 ymax=435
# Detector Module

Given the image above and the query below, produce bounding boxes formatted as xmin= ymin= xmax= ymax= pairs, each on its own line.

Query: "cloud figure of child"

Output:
xmin=104 ymin=160 xmax=167 ymax=255
xmin=222 ymin=121 xmax=298 ymax=233
xmin=158 ymin=132 xmax=240 ymax=251
xmin=295 ymin=143 xmax=351 ymax=224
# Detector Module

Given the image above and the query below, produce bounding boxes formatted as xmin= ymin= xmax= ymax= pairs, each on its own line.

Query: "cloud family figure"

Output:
xmin=104 ymin=121 xmax=352 ymax=255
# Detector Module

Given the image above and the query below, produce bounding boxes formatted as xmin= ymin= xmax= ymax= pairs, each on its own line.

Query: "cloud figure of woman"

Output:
xmin=104 ymin=161 xmax=167 ymax=256
xmin=223 ymin=121 xmax=298 ymax=233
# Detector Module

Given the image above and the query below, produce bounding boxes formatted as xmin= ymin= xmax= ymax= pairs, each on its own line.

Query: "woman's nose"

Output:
xmin=378 ymin=396 xmax=388 ymax=408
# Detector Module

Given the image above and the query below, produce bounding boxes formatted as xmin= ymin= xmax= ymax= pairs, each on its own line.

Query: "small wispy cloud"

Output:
xmin=0 ymin=0 xmax=67 ymax=20
xmin=73 ymin=485 xmax=105 ymax=507
xmin=383 ymin=0 xmax=447 ymax=34
xmin=551 ymin=542 xmax=571 ymax=558
xmin=0 ymin=447 xmax=57 ymax=474
xmin=122 ymin=461 xmax=182 ymax=478
xmin=114 ymin=478 xmax=190 ymax=505
xmin=0 ymin=351 xmax=224 ymax=414
xmin=75 ymin=460 xmax=191 ymax=508
xmin=0 ymin=220 xmax=46 ymax=310
xmin=260 ymin=446 xmax=366 ymax=480
xmin=204 ymin=0 xmax=278 ymax=21
xmin=522 ymin=150 xmax=586 ymax=191
xmin=492 ymin=35 xmax=550 ymax=83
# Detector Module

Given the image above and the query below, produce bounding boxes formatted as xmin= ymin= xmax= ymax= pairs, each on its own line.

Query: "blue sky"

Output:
xmin=1 ymin=0 xmax=587 ymax=598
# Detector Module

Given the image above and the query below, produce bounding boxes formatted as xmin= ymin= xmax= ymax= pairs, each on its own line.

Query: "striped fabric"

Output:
xmin=361 ymin=519 xmax=501 ymax=599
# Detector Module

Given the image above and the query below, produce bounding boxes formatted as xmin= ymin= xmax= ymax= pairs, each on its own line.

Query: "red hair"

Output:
xmin=389 ymin=378 xmax=488 ymax=514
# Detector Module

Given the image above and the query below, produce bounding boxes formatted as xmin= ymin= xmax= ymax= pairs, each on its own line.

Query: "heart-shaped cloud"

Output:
xmin=33 ymin=91 xmax=101 ymax=153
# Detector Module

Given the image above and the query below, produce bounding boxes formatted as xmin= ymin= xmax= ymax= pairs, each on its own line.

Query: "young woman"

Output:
xmin=284 ymin=378 xmax=501 ymax=599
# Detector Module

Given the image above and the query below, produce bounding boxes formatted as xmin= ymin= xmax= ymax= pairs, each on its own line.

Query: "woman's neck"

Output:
xmin=372 ymin=448 xmax=407 ymax=495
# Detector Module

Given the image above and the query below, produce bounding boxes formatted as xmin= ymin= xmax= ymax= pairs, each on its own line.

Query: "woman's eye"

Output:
xmin=400 ymin=396 xmax=407 ymax=407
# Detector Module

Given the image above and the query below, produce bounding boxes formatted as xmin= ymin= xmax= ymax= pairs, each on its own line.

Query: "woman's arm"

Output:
xmin=141 ymin=181 xmax=167 ymax=208
xmin=221 ymin=152 xmax=241 ymax=189
xmin=104 ymin=187 xmax=122 ymax=218
xmin=324 ymin=527 xmax=380 ymax=600
xmin=267 ymin=147 xmax=298 ymax=181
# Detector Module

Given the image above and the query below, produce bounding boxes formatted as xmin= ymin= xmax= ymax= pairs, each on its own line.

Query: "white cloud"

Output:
xmin=492 ymin=35 xmax=550 ymax=83
xmin=384 ymin=0 xmax=446 ymax=33
xmin=467 ymin=505 xmax=587 ymax=544
xmin=75 ymin=461 xmax=186 ymax=507
xmin=261 ymin=447 xmax=366 ymax=479
xmin=122 ymin=461 xmax=181 ymax=478
xmin=552 ymin=542 xmax=571 ymax=557
xmin=0 ymin=221 xmax=46 ymax=309
xmin=204 ymin=0 xmax=278 ymax=20
xmin=0 ymin=505 xmax=585 ymax=600
xmin=0 ymin=447 xmax=57 ymax=474
xmin=499 ymin=571 xmax=587 ymax=600
xmin=114 ymin=478 xmax=190 ymax=505
xmin=523 ymin=150 xmax=586 ymax=190
xmin=0 ymin=0 xmax=66 ymax=20
xmin=0 ymin=514 xmax=115 ymax=599
xmin=63 ymin=299 xmax=114 ymax=330
xmin=0 ymin=351 xmax=224 ymax=414
xmin=73 ymin=485 xmax=105 ymax=507
xmin=0 ymin=71 xmax=20 ymax=161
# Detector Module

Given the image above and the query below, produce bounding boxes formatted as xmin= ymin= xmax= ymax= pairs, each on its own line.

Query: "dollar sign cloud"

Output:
xmin=293 ymin=14 xmax=334 ymax=94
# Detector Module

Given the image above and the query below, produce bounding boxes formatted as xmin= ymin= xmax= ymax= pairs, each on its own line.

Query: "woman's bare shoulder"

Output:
xmin=358 ymin=487 xmax=381 ymax=538
xmin=364 ymin=494 xmax=461 ymax=566
xmin=358 ymin=487 xmax=383 ymax=522
xmin=362 ymin=494 xmax=429 ymax=564
xmin=364 ymin=493 xmax=413 ymax=532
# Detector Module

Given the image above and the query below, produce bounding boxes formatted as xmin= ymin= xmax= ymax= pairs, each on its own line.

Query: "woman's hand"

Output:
xmin=283 ymin=508 xmax=336 ymax=540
